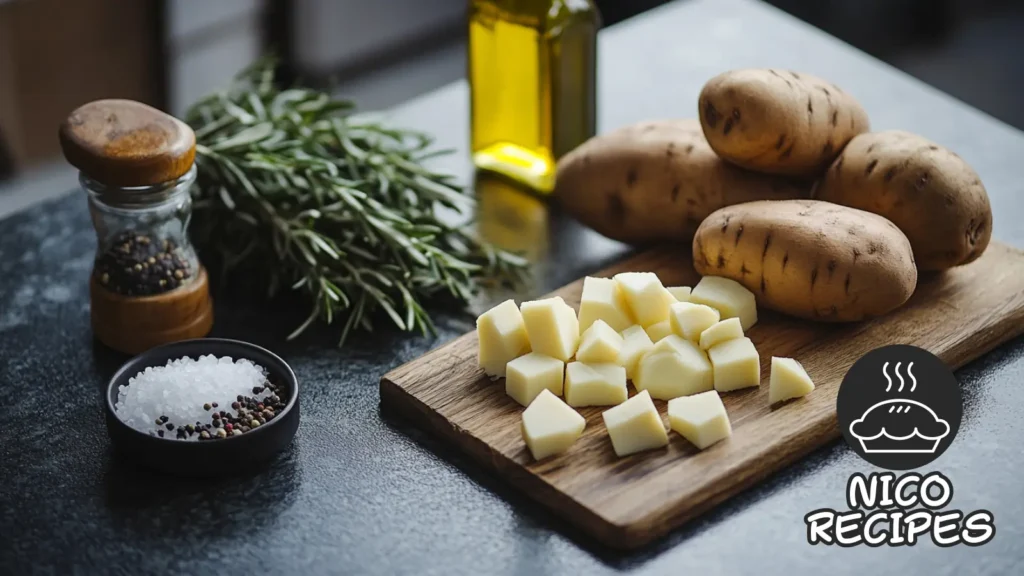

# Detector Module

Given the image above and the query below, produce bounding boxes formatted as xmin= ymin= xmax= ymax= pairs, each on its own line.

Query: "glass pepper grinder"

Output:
xmin=59 ymin=99 xmax=213 ymax=354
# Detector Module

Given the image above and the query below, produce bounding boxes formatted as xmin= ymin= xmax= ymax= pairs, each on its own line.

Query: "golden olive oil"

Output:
xmin=469 ymin=0 xmax=599 ymax=193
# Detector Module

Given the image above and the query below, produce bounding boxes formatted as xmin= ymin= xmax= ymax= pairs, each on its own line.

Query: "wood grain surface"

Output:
xmin=380 ymin=242 xmax=1024 ymax=549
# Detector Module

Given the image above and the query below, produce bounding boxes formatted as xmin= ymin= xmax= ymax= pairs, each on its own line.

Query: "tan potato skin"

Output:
xmin=554 ymin=119 xmax=808 ymax=245
xmin=698 ymin=69 xmax=870 ymax=178
xmin=692 ymin=200 xmax=917 ymax=322
xmin=815 ymin=131 xmax=992 ymax=271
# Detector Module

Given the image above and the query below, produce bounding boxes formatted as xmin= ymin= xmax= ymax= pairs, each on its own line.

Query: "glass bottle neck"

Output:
xmin=83 ymin=165 xmax=197 ymax=211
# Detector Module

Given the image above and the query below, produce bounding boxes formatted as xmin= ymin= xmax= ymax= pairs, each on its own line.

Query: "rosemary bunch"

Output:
xmin=185 ymin=59 xmax=528 ymax=345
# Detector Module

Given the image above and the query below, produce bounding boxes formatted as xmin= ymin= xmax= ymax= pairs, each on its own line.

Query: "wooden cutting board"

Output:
xmin=379 ymin=242 xmax=1024 ymax=549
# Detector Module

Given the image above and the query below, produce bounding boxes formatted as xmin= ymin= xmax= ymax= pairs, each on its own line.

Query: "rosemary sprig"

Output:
xmin=185 ymin=58 xmax=529 ymax=345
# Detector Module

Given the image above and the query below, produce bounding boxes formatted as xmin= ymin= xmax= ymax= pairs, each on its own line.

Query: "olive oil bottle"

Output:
xmin=469 ymin=0 xmax=600 ymax=193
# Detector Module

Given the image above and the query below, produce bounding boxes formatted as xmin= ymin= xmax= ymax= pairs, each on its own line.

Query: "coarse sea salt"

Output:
xmin=116 ymin=354 xmax=270 ymax=439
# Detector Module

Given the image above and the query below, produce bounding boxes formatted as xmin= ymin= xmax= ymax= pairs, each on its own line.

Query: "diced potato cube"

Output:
xmin=565 ymin=362 xmax=628 ymax=407
xmin=521 ymin=297 xmax=580 ymax=362
xmin=578 ymin=277 xmax=634 ymax=334
xmin=635 ymin=336 xmax=713 ymax=400
xmin=650 ymin=334 xmax=692 ymax=355
xmin=577 ymin=320 xmax=624 ymax=363
xmin=613 ymin=272 xmax=674 ymax=327
xmin=769 ymin=357 xmax=815 ymax=404
xmin=602 ymin=390 xmax=668 ymax=457
xmin=521 ymin=389 xmax=586 ymax=460
xmin=699 ymin=317 xmax=744 ymax=350
xmin=669 ymin=301 xmax=720 ymax=342
xmin=645 ymin=320 xmax=673 ymax=343
xmin=667 ymin=286 xmax=692 ymax=302
xmin=618 ymin=325 xmax=654 ymax=380
xmin=690 ymin=276 xmax=758 ymax=330
xmin=506 ymin=353 xmax=565 ymax=407
xmin=668 ymin=390 xmax=732 ymax=449
xmin=477 ymin=299 xmax=531 ymax=377
xmin=708 ymin=337 xmax=761 ymax=392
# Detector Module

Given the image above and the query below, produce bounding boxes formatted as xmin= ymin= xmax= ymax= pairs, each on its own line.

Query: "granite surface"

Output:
xmin=3 ymin=0 xmax=1024 ymax=574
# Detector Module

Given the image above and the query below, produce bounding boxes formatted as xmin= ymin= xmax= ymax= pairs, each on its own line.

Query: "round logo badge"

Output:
xmin=837 ymin=345 xmax=962 ymax=470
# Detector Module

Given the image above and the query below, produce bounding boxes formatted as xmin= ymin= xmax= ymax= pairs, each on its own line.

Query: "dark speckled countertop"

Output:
xmin=3 ymin=0 xmax=1024 ymax=574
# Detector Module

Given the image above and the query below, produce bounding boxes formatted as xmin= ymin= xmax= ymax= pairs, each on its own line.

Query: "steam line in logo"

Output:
xmin=882 ymin=361 xmax=916 ymax=392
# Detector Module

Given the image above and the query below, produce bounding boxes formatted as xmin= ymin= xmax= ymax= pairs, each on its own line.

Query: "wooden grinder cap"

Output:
xmin=59 ymin=99 xmax=196 ymax=187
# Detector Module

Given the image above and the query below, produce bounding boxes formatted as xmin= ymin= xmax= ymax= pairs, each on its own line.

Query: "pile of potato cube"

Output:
xmin=477 ymin=273 xmax=815 ymax=461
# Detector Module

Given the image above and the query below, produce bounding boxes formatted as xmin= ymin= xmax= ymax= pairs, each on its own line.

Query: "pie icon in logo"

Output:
xmin=838 ymin=347 xmax=962 ymax=470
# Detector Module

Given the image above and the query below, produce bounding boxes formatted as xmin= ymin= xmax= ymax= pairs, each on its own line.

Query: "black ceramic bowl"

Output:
xmin=105 ymin=338 xmax=299 ymax=476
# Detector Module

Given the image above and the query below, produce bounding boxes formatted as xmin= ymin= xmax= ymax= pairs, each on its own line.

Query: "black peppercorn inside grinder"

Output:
xmin=59 ymin=99 xmax=213 ymax=354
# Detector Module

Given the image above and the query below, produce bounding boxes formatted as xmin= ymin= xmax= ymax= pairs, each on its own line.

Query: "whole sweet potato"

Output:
xmin=554 ymin=119 xmax=807 ymax=245
xmin=698 ymin=69 xmax=870 ymax=178
xmin=815 ymin=131 xmax=992 ymax=271
xmin=692 ymin=200 xmax=917 ymax=322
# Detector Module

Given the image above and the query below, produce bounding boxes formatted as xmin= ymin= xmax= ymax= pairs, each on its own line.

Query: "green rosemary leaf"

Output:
xmin=302 ymin=230 xmax=341 ymax=260
xmin=338 ymin=292 xmax=366 ymax=345
xmin=193 ymin=114 xmax=236 ymax=141
xmin=364 ymin=284 xmax=405 ymax=331
xmin=209 ymin=122 xmax=274 ymax=150
xmin=247 ymin=92 xmax=268 ymax=121
xmin=220 ymin=94 xmax=257 ymax=124
xmin=322 ymin=278 xmax=351 ymax=308
xmin=270 ymin=89 xmax=309 ymax=120
xmin=296 ymin=92 xmax=330 ymax=114
xmin=339 ymin=242 xmax=378 ymax=262
xmin=294 ymin=238 xmax=318 ymax=266
xmin=287 ymin=300 xmax=322 ymax=341
xmin=217 ymin=186 xmax=236 ymax=210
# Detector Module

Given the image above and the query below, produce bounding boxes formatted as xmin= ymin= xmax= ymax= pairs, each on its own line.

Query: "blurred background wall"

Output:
xmin=0 ymin=0 xmax=1022 ymax=196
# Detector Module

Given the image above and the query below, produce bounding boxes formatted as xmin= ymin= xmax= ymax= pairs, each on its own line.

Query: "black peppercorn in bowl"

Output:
xmin=104 ymin=338 xmax=299 ymax=476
